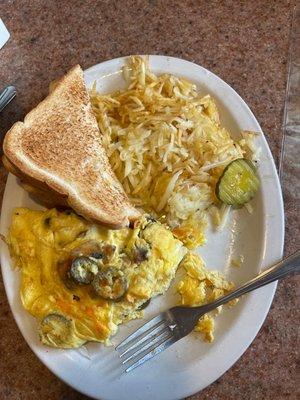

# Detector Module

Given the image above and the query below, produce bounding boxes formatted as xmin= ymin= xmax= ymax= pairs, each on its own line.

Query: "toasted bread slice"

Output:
xmin=3 ymin=65 xmax=140 ymax=228
xmin=20 ymin=182 xmax=68 ymax=208
xmin=3 ymin=155 xmax=68 ymax=207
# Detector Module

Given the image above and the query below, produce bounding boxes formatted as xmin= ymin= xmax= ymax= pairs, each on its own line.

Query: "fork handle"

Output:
xmin=196 ymin=250 xmax=300 ymax=315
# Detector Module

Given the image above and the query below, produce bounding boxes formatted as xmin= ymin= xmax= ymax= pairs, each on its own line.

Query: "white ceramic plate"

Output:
xmin=0 ymin=56 xmax=284 ymax=400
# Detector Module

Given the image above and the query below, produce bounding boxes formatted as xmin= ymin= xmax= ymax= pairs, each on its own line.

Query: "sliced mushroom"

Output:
xmin=132 ymin=244 xmax=150 ymax=263
xmin=70 ymin=240 xmax=103 ymax=259
xmin=101 ymin=244 xmax=116 ymax=261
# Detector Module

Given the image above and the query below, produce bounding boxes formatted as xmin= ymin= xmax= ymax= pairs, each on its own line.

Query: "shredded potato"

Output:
xmin=90 ymin=56 xmax=256 ymax=246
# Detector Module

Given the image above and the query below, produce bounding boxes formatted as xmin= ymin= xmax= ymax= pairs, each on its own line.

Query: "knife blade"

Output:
xmin=0 ymin=86 xmax=16 ymax=112
xmin=0 ymin=18 xmax=10 ymax=50
xmin=280 ymin=4 xmax=300 ymax=181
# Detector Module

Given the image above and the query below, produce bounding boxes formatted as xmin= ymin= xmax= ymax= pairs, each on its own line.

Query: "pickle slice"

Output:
xmin=39 ymin=314 xmax=73 ymax=347
xmin=216 ymin=159 xmax=259 ymax=206
xmin=39 ymin=313 xmax=86 ymax=348
xmin=92 ymin=267 xmax=128 ymax=301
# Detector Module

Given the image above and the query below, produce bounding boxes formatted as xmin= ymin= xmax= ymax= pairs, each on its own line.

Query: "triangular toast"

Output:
xmin=3 ymin=65 xmax=140 ymax=228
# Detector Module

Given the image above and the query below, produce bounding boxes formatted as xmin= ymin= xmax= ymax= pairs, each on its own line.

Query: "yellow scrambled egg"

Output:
xmin=8 ymin=208 xmax=186 ymax=348
xmin=177 ymin=253 xmax=235 ymax=342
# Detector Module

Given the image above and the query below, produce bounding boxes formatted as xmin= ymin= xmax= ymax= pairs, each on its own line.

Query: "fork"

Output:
xmin=116 ymin=250 xmax=300 ymax=372
xmin=0 ymin=85 xmax=16 ymax=112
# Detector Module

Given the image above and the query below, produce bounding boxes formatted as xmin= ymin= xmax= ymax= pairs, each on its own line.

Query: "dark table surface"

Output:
xmin=0 ymin=1 xmax=298 ymax=399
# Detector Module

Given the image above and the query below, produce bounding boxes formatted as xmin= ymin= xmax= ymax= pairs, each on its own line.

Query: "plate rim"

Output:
xmin=0 ymin=54 xmax=284 ymax=400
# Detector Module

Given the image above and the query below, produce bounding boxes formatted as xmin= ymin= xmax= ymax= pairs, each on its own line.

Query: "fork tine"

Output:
xmin=115 ymin=314 xmax=165 ymax=352
xmin=121 ymin=324 xmax=170 ymax=363
xmin=124 ymin=334 xmax=177 ymax=372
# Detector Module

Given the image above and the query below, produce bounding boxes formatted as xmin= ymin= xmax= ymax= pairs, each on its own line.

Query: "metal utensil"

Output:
xmin=0 ymin=86 xmax=16 ymax=112
xmin=116 ymin=250 xmax=300 ymax=372
xmin=280 ymin=3 xmax=300 ymax=176
xmin=0 ymin=18 xmax=10 ymax=50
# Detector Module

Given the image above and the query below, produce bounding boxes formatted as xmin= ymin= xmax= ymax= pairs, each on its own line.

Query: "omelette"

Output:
xmin=177 ymin=253 xmax=236 ymax=342
xmin=8 ymin=208 xmax=186 ymax=348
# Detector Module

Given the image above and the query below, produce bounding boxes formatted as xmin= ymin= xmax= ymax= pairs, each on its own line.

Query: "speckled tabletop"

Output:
xmin=0 ymin=1 xmax=299 ymax=399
